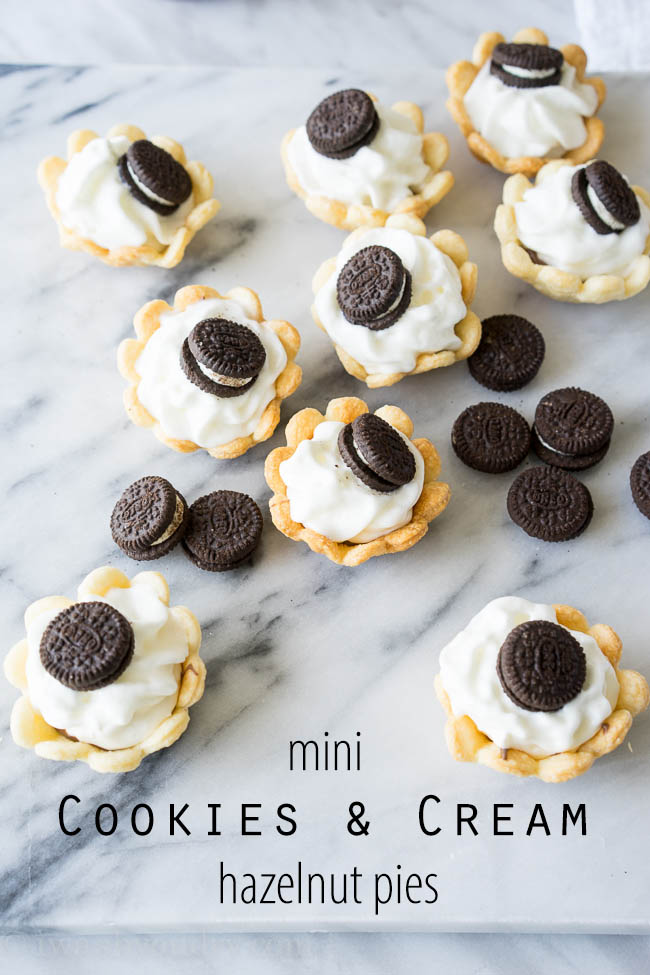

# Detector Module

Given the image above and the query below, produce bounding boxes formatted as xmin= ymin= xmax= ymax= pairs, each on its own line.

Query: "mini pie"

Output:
xmin=4 ymin=567 xmax=205 ymax=773
xmin=38 ymin=123 xmax=220 ymax=268
xmin=118 ymin=284 xmax=302 ymax=460
xmin=311 ymin=213 xmax=481 ymax=387
xmin=264 ymin=396 xmax=450 ymax=566
xmin=435 ymin=597 xmax=649 ymax=783
xmin=447 ymin=28 xmax=605 ymax=177
xmin=495 ymin=159 xmax=650 ymax=303
xmin=282 ymin=88 xmax=453 ymax=230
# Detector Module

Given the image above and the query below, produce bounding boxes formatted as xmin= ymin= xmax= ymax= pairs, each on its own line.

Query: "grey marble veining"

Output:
xmin=1 ymin=63 xmax=650 ymax=936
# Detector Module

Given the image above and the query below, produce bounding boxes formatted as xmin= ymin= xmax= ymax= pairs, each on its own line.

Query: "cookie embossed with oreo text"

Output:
xmin=111 ymin=475 xmax=188 ymax=560
xmin=630 ymin=451 xmax=650 ymax=521
xmin=338 ymin=413 xmax=416 ymax=494
xmin=571 ymin=161 xmax=640 ymax=236
xmin=40 ymin=602 xmax=135 ymax=691
xmin=182 ymin=490 xmax=263 ymax=571
xmin=337 ymin=245 xmax=412 ymax=331
xmin=306 ymin=89 xmax=380 ymax=160
xmin=533 ymin=386 xmax=613 ymax=470
xmin=490 ymin=42 xmax=563 ymax=89
xmin=181 ymin=318 xmax=266 ymax=398
xmin=468 ymin=314 xmax=545 ymax=392
xmin=507 ymin=466 xmax=593 ymax=541
xmin=451 ymin=402 xmax=531 ymax=474
xmin=497 ymin=620 xmax=586 ymax=712
xmin=118 ymin=139 xmax=192 ymax=215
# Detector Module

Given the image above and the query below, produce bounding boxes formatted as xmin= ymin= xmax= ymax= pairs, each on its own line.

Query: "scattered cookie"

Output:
xmin=497 ymin=620 xmax=586 ymax=711
xmin=630 ymin=451 xmax=650 ymax=520
xmin=571 ymin=160 xmax=640 ymax=235
xmin=490 ymin=42 xmax=563 ymax=89
xmin=336 ymin=245 xmax=412 ymax=331
xmin=338 ymin=413 xmax=416 ymax=493
xmin=118 ymin=139 xmax=192 ymax=215
xmin=451 ymin=402 xmax=531 ymax=474
xmin=468 ymin=314 xmax=545 ymax=392
xmin=180 ymin=318 xmax=267 ymax=398
xmin=40 ymin=602 xmax=134 ymax=691
xmin=507 ymin=466 xmax=593 ymax=542
xmin=111 ymin=476 xmax=188 ymax=561
xmin=533 ymin=386 xmax=613 ymax=470
xmin=306 ymin=89 xmax=379 ymax=159
xmin=182 ymin=490 xmax=263 ymax=571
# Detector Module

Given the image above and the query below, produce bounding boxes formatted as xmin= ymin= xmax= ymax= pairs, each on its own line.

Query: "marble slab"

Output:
xmin=1 ymin=64 xmax=650 ymax=933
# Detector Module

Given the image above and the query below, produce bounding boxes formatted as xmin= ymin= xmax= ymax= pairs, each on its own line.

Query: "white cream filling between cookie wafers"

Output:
xmin=151 ymin=494 xmax=185 ymax=546
xmin=586 ymin=184 xmax=626 ymax=232
xmin=500 ymin=64 xmax=558 ymax=80
xmin=439 ymin=596 xmax=619 ymax=757
xmin=197 ymin=360 xmax=251 ymax=388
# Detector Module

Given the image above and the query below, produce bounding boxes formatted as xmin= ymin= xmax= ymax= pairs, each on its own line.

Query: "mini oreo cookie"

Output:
xmin=181 ymin=319 xmax=266 ymax=398
xmin=497 ymin=620 xmax=586 ymax=712
xmin=507 ymin=466 xmax=593 ymax=542
xmin=337 ymin=245 xmax=412 ymax=331
xmin=451 ymin=402 xmax=531 ymax=474
xmin=468 ymin=314 xmax=545 ymax=392
xmin=630 ymin=451 xmax=650 ymax=521
xmin=111 ymin=475 xmax=188 ymax=561
xmin=533 ymin=387 xmax=613 ymax=467
xmin=182 ymin=490 xmax=263 ymax=571
xmin=306 ymin=89 xmax=379 ymax=159
xmin=571 ymin=161 xmax=640 ymax=236
xmin=338 ymin=413 xmax=416 ymax=494
xmin=118 ymin=139 xmax=192 ymax=216
xmin=490 ymin=42 xmax=563 ymax=89
xmin=40 ymin=602 xmax=134 ymax=691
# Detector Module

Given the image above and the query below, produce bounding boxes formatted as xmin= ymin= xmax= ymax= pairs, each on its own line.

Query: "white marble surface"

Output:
xmin=2 ymin=55 xmax=650 ymax=964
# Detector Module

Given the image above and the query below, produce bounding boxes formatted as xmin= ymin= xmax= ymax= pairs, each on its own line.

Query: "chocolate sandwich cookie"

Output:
xmin=182 ymin=490 xmax=263 ymax=571
xmin=451 ymin=402 xmax=531 ymax=474
xmin=118 ymin=139 xmax=192 ymax=216
xmin=40 ymin=602 xmax=135 ymax=691
xmin=337 ymin=245 xmax=412 ymax=331
xmin=490 ymin=42 xmax=563 ymax=89
xmin=497 ymin=620 xmax=586 ymax=712
xmin=111 ymin=475 xmax=188 ymax=561
xmin=630 ymin=451 xmax=650 ymax=521
xmin=181 ymin=318 xmax=266 ymax=398
xmin=533 ymin=387 xmax=613 ymax=470
xmin=306 ymin=89 xmax=380 ymax=160
xmin=507 ymin=466 xmax=593 ymax=542
xmin=571 ymin=161 xmax=640 ymax=236
xmin=468 ymin=314 xmax=545 ymax=392
xmin=338 ymin=413 xmax=416 ymax=494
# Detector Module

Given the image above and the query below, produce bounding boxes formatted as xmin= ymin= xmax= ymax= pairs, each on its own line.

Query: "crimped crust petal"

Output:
xmin=446 ymin=29 xmax=606 ymax=177
xmin=37 ymin=124 xmax=220 ymax=268
xmin=264 ymin=397 xmax=450 ymax=566
xmin=118 ymin=285 xmax=302 ymax=459
xmin=281 ymin=97 xmax=454 ymax=230
xmin=3 ymin=568 xmax=205 ymax=773
xmin=435 ymin=603 xmax=649 ymax=783
xmin=494 ymin=161 xmax=650 ymax=303
xmin=311 ymin=215 xmax=481 ymax=387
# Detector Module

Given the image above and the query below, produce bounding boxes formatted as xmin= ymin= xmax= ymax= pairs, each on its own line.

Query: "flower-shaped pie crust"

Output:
xmin=281 ymin=96 xmax=454 ymax=230
xmin=311 ymin=214 xmax=481 ymax=387
xmin=118 ymin=284 xmax=302 ymax=459
xmin=38 ymin=124 xmax=220 ymax=268
xmin=264 ymin=397 xmax=451 ymax=566
xmin=435 ymin=603 xmax=649 ymax=783
xmin=446 ymin=28 xmax=605 ymax=177
xmin=4 ymin=567 xmax=205 ymax=774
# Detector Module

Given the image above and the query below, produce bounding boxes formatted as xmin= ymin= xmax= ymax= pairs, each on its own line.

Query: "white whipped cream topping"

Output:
xmin=514 ymin=163 xmax=650 ymax=277
xmin=314 ymin=227 xmax=465 ymax=375
xmin=135 ymin=296 xmax=287 ymax=449
xmin=279 ymin=418 xmax=424 ymax=543
xmin=25 ymin=577 xmax=190 ymax=750
xmin=287 ymin=102 xmax=429 ymax=211
xmin=464 ymin=59 xmax=598 ymax=158
xmin=56 ymin=135 xmax=193 ymax=250
xmin=439 ymin=596 xmax=619 ymax=757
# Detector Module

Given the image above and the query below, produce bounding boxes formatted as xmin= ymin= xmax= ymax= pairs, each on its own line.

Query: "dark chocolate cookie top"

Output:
xmin=468 ymin=314 xmax=545 ymax=392
xmin=182 ymin=490 xmax=263 ymax=571
xmin=118 ymin=139 xmax=192 ymax=216
xmin=336 ymin=245 xmax=412 ymax=331
xmin=306 ymin=89 xmax=379 ymax=159
xmin=497 ymin=620 xmax=586 ymax=712
xmin=507 ymin=466 xmax=593 ymax=542
xmin=40 ymin=602 xmax=135 ymax=691
xmin=111 ymin=476 xmax=188 ymax=561
xmin=181 ymin=319 xmax=266 ymax=398
xmin=451 ymin=402 xmax=531 ymax=474
xmin=571 ymin=161 xmax=640 ymax=236
xmin=534 ymin=387 xmax=613 ymax=458
xmin=630 ymin=451 xmax=650 ymax=521
xmin=338 ymin=413 xmax=416 ymax=493
xmin=490 ymin=42 xmax=563 ymax=88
